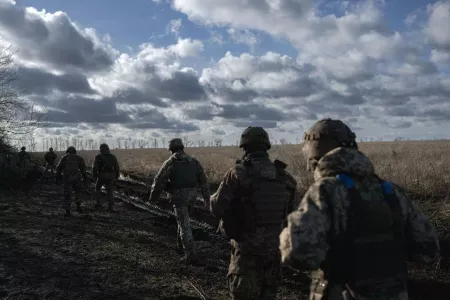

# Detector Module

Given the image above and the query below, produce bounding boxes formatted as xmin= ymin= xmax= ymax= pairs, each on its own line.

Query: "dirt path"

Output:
xmin=0 ymin=181 xmax=307 ymax=300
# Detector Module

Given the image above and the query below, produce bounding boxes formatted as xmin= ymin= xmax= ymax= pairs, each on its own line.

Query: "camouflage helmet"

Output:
xmin=168 ymin=138 xmax=184 ymax=151
xmin=239 ymin=126 xmax=271 ymax=150
xmin=66 ymin=146 xmax=76 ymax=154
xmin=100 ymin=143 xmax=109 ymax=151
xmin=303 ymin=118 xmax=357 ymax=169
xmin=21 ymin=146 xmax=26 ymax=151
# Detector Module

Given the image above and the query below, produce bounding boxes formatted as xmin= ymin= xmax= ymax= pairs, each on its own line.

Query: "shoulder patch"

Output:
xmin=336 ymin=173 xmax=355 ymax=189
xmin=381 ymin=181 xmax=393 ymax=195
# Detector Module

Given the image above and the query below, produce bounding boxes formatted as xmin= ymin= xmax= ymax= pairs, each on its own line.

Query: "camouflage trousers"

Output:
xmin=227 ymin=250 xmax=281 ymax=300
xmin=63 ymin=179 xmax=82 ymax=210
xmin=171 ymin=189 xmax=197 ymax=256
xmin=19 ymin=160 xmax=30 ymax=178
xmin=44 ymin=162 xmax=55 ymax=175
xmin=94 ymin=178 xmax=115 ymax=204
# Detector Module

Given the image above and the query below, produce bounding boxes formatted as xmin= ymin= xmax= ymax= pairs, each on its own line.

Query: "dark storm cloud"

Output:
xmin=107 ymin=88 xmax=169 ymax=108
xmin=153 ymin=70 xmax=207 ymax=102
xmin=0 ymin=0 xmax=114 ymax=73
xmin=15 ymin=67 xmax=96 ymax=95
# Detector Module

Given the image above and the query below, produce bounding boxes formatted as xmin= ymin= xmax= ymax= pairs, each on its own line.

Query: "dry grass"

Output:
xmin=34 ymin=141 xmax=450 ymax=233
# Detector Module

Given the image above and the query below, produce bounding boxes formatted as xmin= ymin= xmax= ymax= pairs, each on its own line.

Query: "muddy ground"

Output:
xmin=0 ymin=179 xmax=309 ymax=300
xmin=0 ymin=176 xmax=449 ymax=299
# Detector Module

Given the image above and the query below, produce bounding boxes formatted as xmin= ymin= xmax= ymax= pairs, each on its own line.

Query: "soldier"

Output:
xmin=148 ymin=138 xmax=210 ymax=263
xmin=56 ymin=146 xmax=87 ymax=217
xmin=17 ymin=146 xmax=31 ymax=178
xmin=93 ymin=143 xmax=120 ymax=212
xmin=279 ymin=118 xmax=440 ymax=299
xmin=44 ymin=147 xmax=57 ymax=176
xmin=210 ymin=126 xmax=299 ymax=300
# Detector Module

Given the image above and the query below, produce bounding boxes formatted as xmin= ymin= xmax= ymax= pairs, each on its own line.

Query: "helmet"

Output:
xmin=239 ymin=126 xmax=271 ymax=150
xmin=66 ymin=146 xmax=76 ymax=154
xmin=168 ymin=138 xmax=184 ymax=151
xmin=21 ymin=147 xmax=26 ymax=151
xmin=49 ymin=147 xmax=53 ymax=151
xmin=303 ymin=118 xmax=357 ymax=166
xmin=100 ymin=143 xmax=109 ymax=151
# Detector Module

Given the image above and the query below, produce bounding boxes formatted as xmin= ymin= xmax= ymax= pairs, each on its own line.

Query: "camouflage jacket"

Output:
xmin=18 ymin=151 xmax=31 ymax=162
xmin=56 ymin=153 xmax=87 ymax=181
xmin=44 ymin=151 xmax=57 ymax=163
xmin=279 ymin=147 xmax=440 ymax=299
xmin=148 ymin=151 xmax=210 ymax=204
xmin=92 ymin=151 xmax=120 ymax=179
xmin=211 ymin=151 xmax=300 ymax=258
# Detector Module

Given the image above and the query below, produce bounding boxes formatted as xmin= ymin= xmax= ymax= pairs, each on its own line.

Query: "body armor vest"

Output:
xmin=98 ymin=153 xmax=116 ymax=173
xmin=63 ymin=154 xmax=82 ymax=182
xmin=319 ymin=174 xmax=408 ymax=298
xmin=241 ymin=158 xmax=290 ymax=230
xmin=169 ymin=155 xmax=198 ymax=190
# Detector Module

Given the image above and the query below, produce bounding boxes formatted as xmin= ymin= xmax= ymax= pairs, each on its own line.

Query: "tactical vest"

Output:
xmin=319 ymin=174 xmax=408 ymax=297
xmin=168 ymin=156 xmax=198 ymax=189
xmin=64 ymin=154 xmax=81 ymax=175
xmin=244 ymin=159 xmax=290 ymax=228
xmin=221 ymin=158 xmax=290 ymax=240
xmin=98 ymin=153 xmax=116 ymax=173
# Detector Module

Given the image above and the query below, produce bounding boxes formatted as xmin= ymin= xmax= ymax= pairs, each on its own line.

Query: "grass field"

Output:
xmin=34 ymin=140 xmax=450 ymax=235
xmin=23 ymin=140 xmax=450 ymax=297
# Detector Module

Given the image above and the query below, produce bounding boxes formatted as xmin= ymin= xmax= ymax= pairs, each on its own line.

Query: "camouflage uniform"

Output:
xmin=148 ymin=138 xmax=210 ymax=262
xmin=56 ymin=146 xmax=87 ymax=216
xmin=279 ymin=119 xmax=440 ymax=300
xmin=93 ymin=144 xmax=120 ymax=211
xmin=44 ymin=148 xmax=57 ymax=176
xmin=18 ymin=147 xmax=31 ymax=178
xmin=211 ymin=127 xmax=299 ymax=300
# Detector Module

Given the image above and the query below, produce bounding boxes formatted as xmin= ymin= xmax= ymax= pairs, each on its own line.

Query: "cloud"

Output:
xmin=425 ymin=1 xmax=450 ymax=51
xmin=0 ymin=0 xmax=116 ymax=73
xmin=3 ymin=0 xmax=450 ymax=144
xmin=169 ymin=38 xmax=204 ymax=57
xmin=168 ymin=19 xmax=182 ymax=36
xmin=15 ymin=67 xmax=96 ymax=95
xmin=227 ymin=28 xmax=259 ymax=50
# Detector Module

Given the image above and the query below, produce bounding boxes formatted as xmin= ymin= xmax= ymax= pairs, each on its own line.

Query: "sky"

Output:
xmin=1 ymin=0 xmax=449 ymax=148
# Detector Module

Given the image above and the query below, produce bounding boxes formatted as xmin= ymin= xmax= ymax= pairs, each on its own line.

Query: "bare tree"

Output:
xmin=214 ymin=139 xmax=222 ymax=147
xmin=124 ymin=138 xmax=129 ymax=149
xmin=0 ymin=40 xmax=46 ymax=142
xmin=131 ymin=139 xmax=136 ymax=149
xmin=160 ymin=137 xmax=166 ymax=148
xmin=280 ymin=138 xmax=287 ymax=145
xmin=152 ymin=138 xmax=158 ymax=148
xmin=196 ymin=140 xmax=205 ymax=147
xmin=116 ymin=138 xmax=122 ymax=149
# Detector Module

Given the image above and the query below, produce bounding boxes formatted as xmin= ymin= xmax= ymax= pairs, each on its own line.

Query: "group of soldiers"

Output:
xmin=40 ymin=143 xmax=120 ymax=216
xmin=33 ymin=118 xmax=439 ymax=299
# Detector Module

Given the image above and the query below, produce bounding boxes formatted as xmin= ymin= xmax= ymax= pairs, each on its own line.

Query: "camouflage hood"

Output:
xmin=313 ymin=147 xmax=375 ymax=181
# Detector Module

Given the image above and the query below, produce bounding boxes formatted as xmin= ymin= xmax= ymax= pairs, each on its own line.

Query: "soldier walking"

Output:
xmin=93 ymin=143 xmax=120 ymax=212
xmin=44 ymin=147 xmax=57 ymax=176
xmin=279 ymin=118 xmax=440 ymax=299
xmin=148 ymin=138 xmax=210 ymax=263
xmin=55 ymin=146 xmax=87 ymax=216
xmin=18 ymin=146 xmax=31 ymax=178
xmin=210 ymin=126 xmax=299 ymax=300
